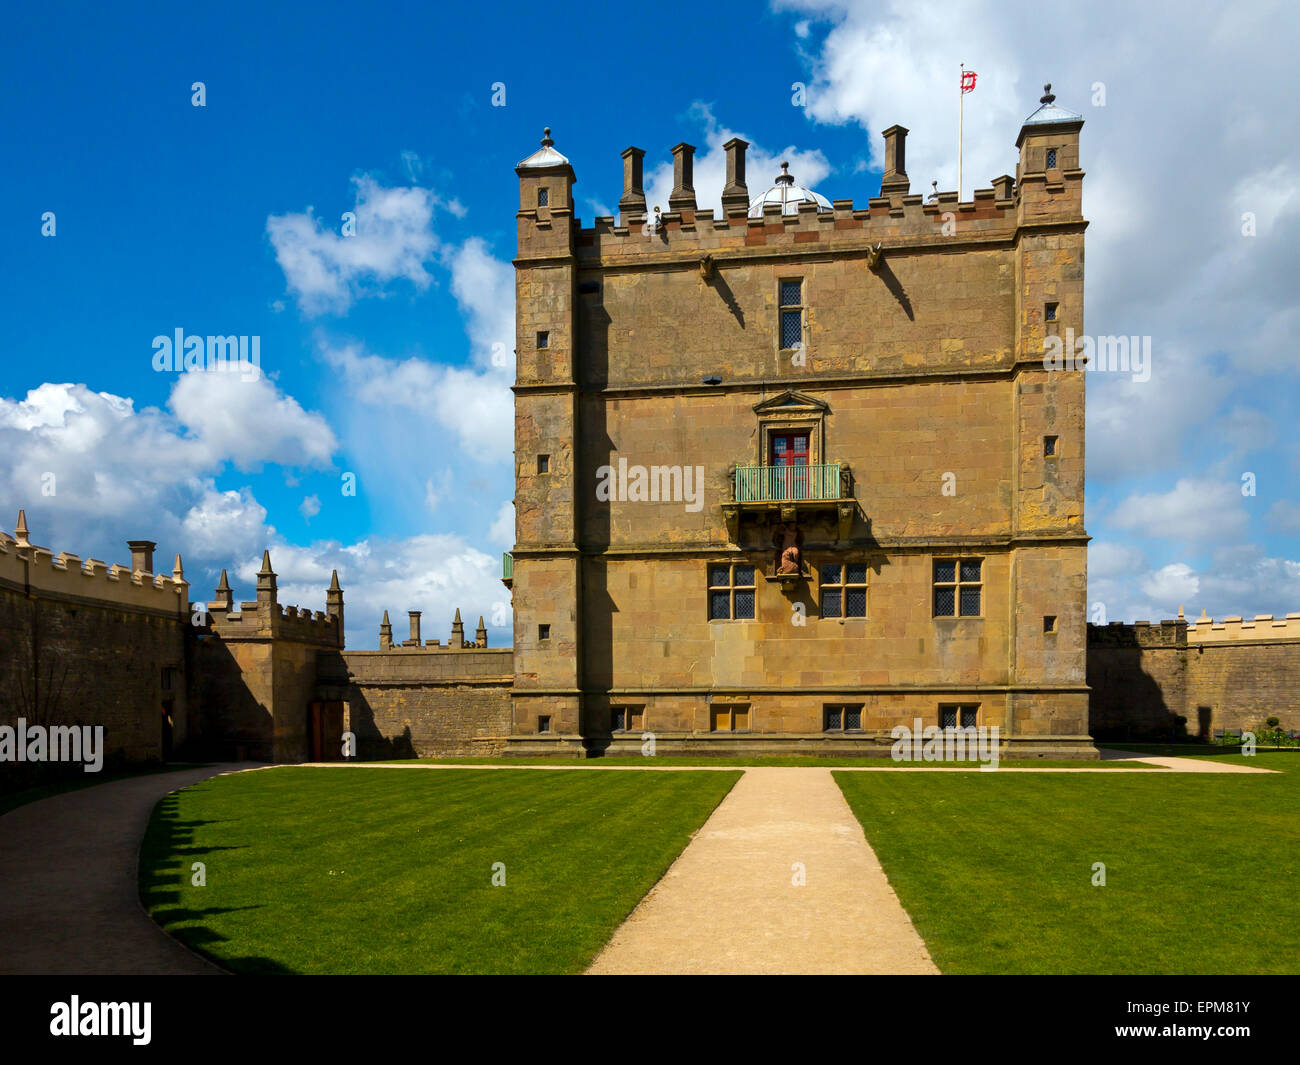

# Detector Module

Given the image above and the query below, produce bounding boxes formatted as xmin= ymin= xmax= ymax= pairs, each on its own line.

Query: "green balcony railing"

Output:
xmin=502 ymin=552 xmax=513 ymax=580
xmin=734 ymin=462 xmax=843 ymax=503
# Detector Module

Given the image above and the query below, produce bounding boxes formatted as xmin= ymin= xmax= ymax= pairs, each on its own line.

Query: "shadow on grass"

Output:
xmin=139 ymin=791 xmax=296 ymax=974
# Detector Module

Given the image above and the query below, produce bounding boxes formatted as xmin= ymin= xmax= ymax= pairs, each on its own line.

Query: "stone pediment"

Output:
xmin=751 ymin=390 xmax=828 ymax=415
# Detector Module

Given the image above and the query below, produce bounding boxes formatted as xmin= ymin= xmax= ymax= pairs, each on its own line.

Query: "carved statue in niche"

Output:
xmin=773 ymin=523 xmax=804 ymax=576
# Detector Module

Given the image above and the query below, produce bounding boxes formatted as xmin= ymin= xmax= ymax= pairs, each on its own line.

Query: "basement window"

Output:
xmin=710 ymin=704 xmax=751 ymax=732
xmin=940 ymin=704 xmax=979 ymax=729
xmin=824 ymin=705 xmax=864 ymax=732
xmin=611 ymin=706 xmax=644 ymax=732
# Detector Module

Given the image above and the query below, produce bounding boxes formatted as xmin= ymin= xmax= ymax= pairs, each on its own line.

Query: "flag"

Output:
xmin=961 ymin=70 xmax=977 ymax=93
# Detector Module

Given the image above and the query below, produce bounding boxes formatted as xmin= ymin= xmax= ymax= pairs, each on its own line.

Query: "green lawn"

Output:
xmin=834 ymin=751 xmax=1300 ymax=974
xmin=378 ymin=755 xmax=1155 ymax=769
xmin=139 ymin=765 xmax=739 ymax=974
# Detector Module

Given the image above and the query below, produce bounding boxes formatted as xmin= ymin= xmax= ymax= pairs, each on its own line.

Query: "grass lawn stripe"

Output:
xmin=833 ymin=751 xmax=1299 ymax=974
xmin=140 ymin=766 xmax=740 ymax=974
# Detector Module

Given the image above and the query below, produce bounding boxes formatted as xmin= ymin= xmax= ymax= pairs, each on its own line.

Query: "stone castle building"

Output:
xmin=4 ymin=87 xmax=1297 ymax=776
xmin=507 ymin=87 xmax=1091 ymax=756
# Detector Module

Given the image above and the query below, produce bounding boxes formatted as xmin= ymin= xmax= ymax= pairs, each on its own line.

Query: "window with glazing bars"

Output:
xmin=824 ymin=704 xmax=864 ymax=731
xmin=933 ymin=559 xmax=982 ymax=617
xmin=779 ymin=279 xmax=804 ymax=350
xmin=939 ymin=704 xmax=979 ymax=729
xmin=709 ymin=563 xmax=756 ymax=620
xmin=820 ymin=563 xmax=868 ymax=618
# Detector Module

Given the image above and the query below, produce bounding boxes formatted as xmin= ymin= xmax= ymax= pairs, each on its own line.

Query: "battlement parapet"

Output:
xmin=0 ymin=511 xmax=188 ymax=619
xmin=1087 ymin=619 xmax=1187 ymax=649
xmin=201 ymin=555 xmax=343 ymax=648
xmin=567 ymin=187 xmax=1022 ymax=267
xmin=1188 ymin=612 xmax=1300 ymax=644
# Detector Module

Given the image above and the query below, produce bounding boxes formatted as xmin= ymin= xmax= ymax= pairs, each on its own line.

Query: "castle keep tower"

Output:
xmin=506 ymin=88 xmax=1091 ymax=757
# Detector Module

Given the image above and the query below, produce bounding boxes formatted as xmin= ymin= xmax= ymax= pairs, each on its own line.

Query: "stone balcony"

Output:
xmin=724 ymin=462 xmax=856 ymax=541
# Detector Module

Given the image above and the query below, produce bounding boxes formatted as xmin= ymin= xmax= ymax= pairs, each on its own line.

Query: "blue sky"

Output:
xmin=2 ymin=0 xmax=1297 ymax=648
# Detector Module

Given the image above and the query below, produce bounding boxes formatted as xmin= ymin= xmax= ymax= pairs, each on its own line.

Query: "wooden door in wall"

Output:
xmin=309 ymin=702 xmax=345 ymax=761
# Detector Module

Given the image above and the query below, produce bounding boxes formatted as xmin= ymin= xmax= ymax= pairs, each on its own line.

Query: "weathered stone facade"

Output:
xmin=507 ymin=91 xmax=1094 ymax=756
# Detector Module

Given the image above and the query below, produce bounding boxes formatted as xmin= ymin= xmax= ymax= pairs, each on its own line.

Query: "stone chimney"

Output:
xmin=880 ymin=125 xmax=910 ymax=195
xmin=210 ymin=569 xmax=233 ymax=613
xmin=451 ymin=607 xmax=466 ymax=649
xmin=476 ymin=615 xmax=488 ymax=648
xmin=669 ymin=142 xmax=697 ymax=212
xmin=327 ymin=569 xmax=344 ymax=635
xmin=619 ymin=146 xmax=647 ymax=222
xmin=128 ymin=539 xmax=157 ymax=575
xmin=256 ymin=549 xmax=277 ymax=610
xmin=721 ymin=137 xmax=750 ymax=215
xmin=405 ymin=610 xmax=422 ymax=647
xmin=379 ymin=609 xmax=393 ymax=650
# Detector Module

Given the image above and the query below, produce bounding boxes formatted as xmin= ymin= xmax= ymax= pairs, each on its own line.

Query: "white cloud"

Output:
xmin=445 ymin=237 xmax=515 ymax=370
xmin=267 ymin=175 xmax=441 ymax=315
xmin=489 ymin=500 xmax=514 ymax=547
xmin=182 ymin=486 xmax=272 ymax=559
xmin=1267 ymin=500 xmax=1300 ymax=536
xmin=299 ymin=494 xmax=321 ymax=521
xmin=1140 ymin=562 xmax=1200 ymax=607
xmin=1107 ymin=478 xmax=1248 ymax=544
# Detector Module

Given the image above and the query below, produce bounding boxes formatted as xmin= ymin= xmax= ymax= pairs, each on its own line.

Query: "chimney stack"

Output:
xmin=669 ymin=142 xmax=697 ymax=212
xmin=880 ymin=125 xmax=910 ymax=195
xmin=405 ymin=610 xmax=422 ymax=647
xmin=619 ymin=146 xmax=646 ymax=223
xmin=721 ymin=137 xmax=750 ymax=216
xmin=128 ymin=539 xmax=157 ymax=575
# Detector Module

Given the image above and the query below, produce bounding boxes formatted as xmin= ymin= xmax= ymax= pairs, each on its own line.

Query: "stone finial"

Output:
xmin=721 ymin=137 xmax=750 ymax=215
xmin=211 ymin=569 xmax=234 ymax=612
xmin=379 ymin=609 xmax=393 ymax=650
xmin=329 ymin=569 xmax=341 ymax=592
xmin=173 ymin=553 xmax=185 ymax=582
xmin=540 ymin=126 xmax=554 ymax=148
xmin=1041 ymin=83 xmax=1055 ymax=105
xmin=669 ymin=142 xmax=697 ymax=212
xmin=451 ymin=607 xmax=466 ymax=649
xmin=14 ymin=509 xmax=29 ymax=547
xmin=476 ymin=615 xmax=488 ymax=648
xmin=256 ymin=549 xmax=277 ymax=606
xmin=1178 ymin=604 xmax=1185 ymax=619
xmin=326 ymin=568 xmax=344 ymax=634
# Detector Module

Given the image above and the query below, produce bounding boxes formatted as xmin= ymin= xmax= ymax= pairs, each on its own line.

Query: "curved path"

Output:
xmin=0 ymin=764 xmax=249 ymax=975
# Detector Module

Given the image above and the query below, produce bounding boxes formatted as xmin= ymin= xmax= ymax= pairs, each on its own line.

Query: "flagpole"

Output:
xmin=958 ymin=62 xmax=964 ymax=202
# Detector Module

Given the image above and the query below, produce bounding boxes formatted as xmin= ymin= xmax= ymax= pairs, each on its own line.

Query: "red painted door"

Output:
xmin=769 ymin=433 xmax=810 ymax=498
